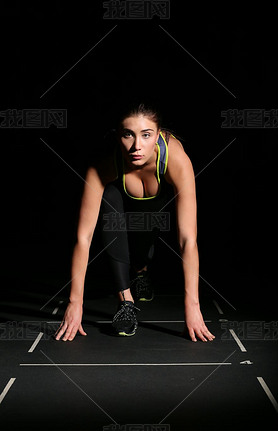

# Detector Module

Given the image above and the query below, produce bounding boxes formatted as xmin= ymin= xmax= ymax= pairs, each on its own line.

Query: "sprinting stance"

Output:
xmin=55 ymin=103 xmax=215 ymax=342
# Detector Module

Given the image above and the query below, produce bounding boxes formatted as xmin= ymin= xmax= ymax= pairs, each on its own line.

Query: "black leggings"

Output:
xmin=99 ymin=183 xmax=165 ymax=292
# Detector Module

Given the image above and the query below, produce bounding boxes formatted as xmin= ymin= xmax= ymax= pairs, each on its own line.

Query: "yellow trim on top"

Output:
xmin=122 ymin=141 xmax=161 ymax=200
xmin=164 ymin=141 xmax=168 ymax=175
xmin=160 ymin=132 xmax=169 ymax=175
xmin=156 ymin=142 xmax=161 ymax=185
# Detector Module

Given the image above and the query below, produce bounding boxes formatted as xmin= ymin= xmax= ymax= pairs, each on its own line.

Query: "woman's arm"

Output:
xmin=165 ymin=136 xmax=215 ymax=342
xmin=55 ymin=156 xmax=115 ymax=341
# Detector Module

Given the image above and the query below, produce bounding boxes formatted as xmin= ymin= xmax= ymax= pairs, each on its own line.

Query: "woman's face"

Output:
xmin=119 ymin=115 xmax=160 ymax=169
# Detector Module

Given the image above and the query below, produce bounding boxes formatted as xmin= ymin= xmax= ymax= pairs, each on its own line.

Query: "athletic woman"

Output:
xmin=55 ymin=103 xmax=215 ymax=342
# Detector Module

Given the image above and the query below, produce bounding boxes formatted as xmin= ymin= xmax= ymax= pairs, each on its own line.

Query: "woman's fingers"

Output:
xmin=62 ymin=324 xmax=77 ymax=341
xmin=55 ymin=322 xmax=87 ymax=341
xmin=78 ymin=324 xmax=87 ymax=336
xmin=185 ymin=324 xmax=216 ymax=342
xmin=66 ymin=325 xmax=80 ymax=341
xmin=188 ymin=327 xmax=197 ymax=342
xmin=201 ymin=325 xmax=215 ymax=341
xmin=54 ymin=302 xmax=85 ymax=341
xmin=55 ymin=322 xmax=67 ymax=340
xmin=205 ymin=330 xmax=215 ymax=341
xmin=195 ymin=327 xmax=215 ymax=342
xmin=55 ymin=321 xmax=74 ymax=341
xmin=67 ymin=324 xmax=87 ymax=340
xmin=196 ymin=331 xmax=207 ymax=342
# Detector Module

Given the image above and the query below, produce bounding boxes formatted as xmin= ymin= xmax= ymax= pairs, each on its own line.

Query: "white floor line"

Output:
xmin=141 ymin=320 xmax=213 ymax=323
xmin=28 ymin=332 xmax=44 ymax=353
xmin=154 ymin=294 xmax=184 ymax=296
xmin=257 ymin=377 xmax=278 ymax=413
xmin=212 ymin=300 xmax=223 ymax=314
xmin=52 ymin=307 xmax=59 ymax=315
xmin=95 ymin=320 xmax=212 ymax=323
xmin=229 ymin=329 xmax=247 ymax=352
xmin=20 ymin=362 xmax=232 ymax=367
xmin=0 ymin=378 xmax=16 ymax=404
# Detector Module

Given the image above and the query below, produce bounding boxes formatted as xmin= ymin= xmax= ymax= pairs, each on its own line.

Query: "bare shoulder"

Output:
xmin=162 ymin=132 xmax=193 ymax=186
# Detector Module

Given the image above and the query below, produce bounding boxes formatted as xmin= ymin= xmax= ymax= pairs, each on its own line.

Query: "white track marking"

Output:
xmin=52 ymin=307 xmax=59 ymax=315
xmin=46 ymin=320 xmax=212 ymax=324
xmin=0 ymin=378 xmax=16 ymax=404
xmin=20 ymin=362 xmax=232 ymax=367
xmin=229 ymin=329 xmax=247 ymax=352
xmin=257 ymin=377 xmax=278 ymax=413
xmin=213 ymin=300 xmax=223 ymax=314
xmin=95 ymin=320 xmax=212 ymax=323
xmin=28 ymin=332 xmax=44 ymax=353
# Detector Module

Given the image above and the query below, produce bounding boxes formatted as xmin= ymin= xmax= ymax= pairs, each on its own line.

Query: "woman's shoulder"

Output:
xmin=161 ymin=129 xmax=184 ymax=149
xmin=162 ymin=130 xmax=192 ymax=185
xmin=160 ymin=129 xmax=189 ymax=160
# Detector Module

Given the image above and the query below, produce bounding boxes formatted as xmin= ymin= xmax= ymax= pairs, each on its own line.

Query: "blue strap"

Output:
xmin=157 ymin=132 xmax=167 ymax=176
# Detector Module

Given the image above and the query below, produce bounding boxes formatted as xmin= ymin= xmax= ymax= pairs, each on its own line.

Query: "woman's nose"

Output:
xmin=134 ymin=136 xmax=141 ymax=150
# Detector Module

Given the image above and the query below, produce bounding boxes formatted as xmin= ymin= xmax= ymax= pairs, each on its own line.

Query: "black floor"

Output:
xmin=1 ymin=275 xmax=278 ymax=431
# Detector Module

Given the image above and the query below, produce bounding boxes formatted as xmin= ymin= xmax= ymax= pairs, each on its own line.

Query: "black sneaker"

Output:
xmin=131 ymin=269 xmax=154 ymax=302
xmin=112 ymin=301 xmax=140 ymax=336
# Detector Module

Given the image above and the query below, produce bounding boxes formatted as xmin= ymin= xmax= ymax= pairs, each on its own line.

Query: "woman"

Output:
xmin=55 ymin=102 xmax=215 ymax=342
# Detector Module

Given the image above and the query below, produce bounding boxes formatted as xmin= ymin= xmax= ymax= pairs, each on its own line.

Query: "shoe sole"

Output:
xmin=138 ymin=298 xmax=153 ymax=302
xmin=138 ymin=294 xmax=154 ymax=302
xmin=113 ymin=322 xmax=138 ymax=337
xmin=117 ymin=330 xmax=136 ymax=336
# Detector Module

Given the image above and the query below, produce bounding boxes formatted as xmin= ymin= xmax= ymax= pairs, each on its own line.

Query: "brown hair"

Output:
xmin=103 ymin=101 xmax=184 ymax=149
xmin=117 ymin=101 xmax=162 ymax=131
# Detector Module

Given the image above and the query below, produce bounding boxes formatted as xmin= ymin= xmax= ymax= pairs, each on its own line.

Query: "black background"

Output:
xmin=1 ymin=3 xmax=277 ymax=313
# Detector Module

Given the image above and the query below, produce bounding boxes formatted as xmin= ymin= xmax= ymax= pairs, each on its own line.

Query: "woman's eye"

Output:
xmin=122 ymin=132 xmax=150 ymax=139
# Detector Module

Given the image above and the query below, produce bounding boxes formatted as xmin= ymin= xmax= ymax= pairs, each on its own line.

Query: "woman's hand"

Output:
xmin=183 ymin=302 xmax=215 ymax=342
xmin=55 ymin=301 xmax=87 ymax=341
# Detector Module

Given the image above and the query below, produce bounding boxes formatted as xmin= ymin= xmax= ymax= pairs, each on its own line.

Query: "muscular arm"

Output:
xmin=69 ymin=166 xmax=105 ymax=304
xmin=55 ymin=153 xmax=116 ymax=341
xmin=166 ymin=136 xmax=215 ymax=342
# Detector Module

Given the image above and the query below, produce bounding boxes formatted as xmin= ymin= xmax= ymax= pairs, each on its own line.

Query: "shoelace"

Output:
xmin=113 ymin=302 xmax=140 ymax=322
